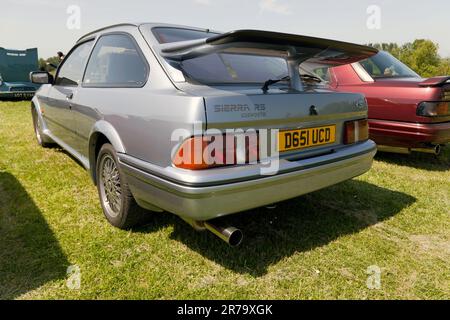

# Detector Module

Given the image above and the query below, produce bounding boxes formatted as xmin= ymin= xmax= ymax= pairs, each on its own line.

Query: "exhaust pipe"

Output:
xmin=204 ymin=222 xmax=243 ymax=247
xmin=377 ymin=145 xmax=411 ymax=154
xmin=182 ymin=218 xmax=243 ymax=247
xmin=411 ymin=144 xmax=441 ymax=155
xmin=377 ymin=145 xmax=441 ymax=156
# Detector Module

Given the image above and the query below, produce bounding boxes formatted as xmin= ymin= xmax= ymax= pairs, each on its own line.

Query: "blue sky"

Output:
xmin=1 ymin=0 xmax=449 ymax=59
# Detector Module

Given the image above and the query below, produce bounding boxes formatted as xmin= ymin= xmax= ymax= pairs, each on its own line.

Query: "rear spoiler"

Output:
xmin=159 ymin=30 xmax=378 ymax=66
xmin=418 ymin=76 xmax=450 ymax=87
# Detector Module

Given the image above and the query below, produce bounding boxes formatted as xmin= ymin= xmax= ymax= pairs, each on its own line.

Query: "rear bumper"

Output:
xmin=0 ymin=91 xmax=35 ymax=100
xmin=369 ymin=119 xmax=450 ymax=148
xmin=119 ymin=140 xmax=377 ymax=221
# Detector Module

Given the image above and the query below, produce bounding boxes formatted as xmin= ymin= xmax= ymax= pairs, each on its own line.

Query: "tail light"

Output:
xmin=344 ymin=119 xmax=369 ymax=144
xmin=173 ymin=133 xmax=259 ymax=170
xmin=417 ymin=101 xmax=450 ymax=117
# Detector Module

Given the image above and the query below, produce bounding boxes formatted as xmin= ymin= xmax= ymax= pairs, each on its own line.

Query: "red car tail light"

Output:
xmin=173 ymin=134 xmax=259 ymax=170
xmin=417 ymin=101 xmax=450 ymax=117
xmin=344 ymin=119 xmax=369 ymax=144
xmin=172 ymin=136 xmax=212 ymax=170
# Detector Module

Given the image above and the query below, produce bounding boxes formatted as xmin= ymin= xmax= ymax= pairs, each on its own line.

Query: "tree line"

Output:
xmin=368 ymin=40 xmax=450 ymax=78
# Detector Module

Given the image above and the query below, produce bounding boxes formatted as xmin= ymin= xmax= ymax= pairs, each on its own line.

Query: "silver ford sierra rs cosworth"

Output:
xmin=30 ymin=23 xmax=378 ymax=246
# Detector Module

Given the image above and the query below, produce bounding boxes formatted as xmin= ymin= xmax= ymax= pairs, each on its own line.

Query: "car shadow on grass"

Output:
xmin=141 ymin=179 xmax=416 ymax=277
xmin=0 ymin=172 xmax=69 ymax=299
xmin=375 ymin=146 xmax=450 ymax=172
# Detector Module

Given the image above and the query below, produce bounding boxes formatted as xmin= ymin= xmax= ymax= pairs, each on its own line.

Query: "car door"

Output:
xmin=44 ymin=40 xmax=93 ymax=148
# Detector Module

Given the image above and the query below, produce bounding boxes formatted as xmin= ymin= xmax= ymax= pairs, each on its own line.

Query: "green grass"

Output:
xmin=0 ymin=101 xmax=449 ymax=300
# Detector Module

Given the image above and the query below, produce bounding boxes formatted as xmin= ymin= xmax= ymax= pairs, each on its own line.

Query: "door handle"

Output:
xmin=66 ymin=93 xmax=73 ymax=100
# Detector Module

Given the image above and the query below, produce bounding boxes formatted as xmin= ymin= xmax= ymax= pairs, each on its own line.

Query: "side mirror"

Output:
xmin=30 ymin=71 xmax=54 ymax=85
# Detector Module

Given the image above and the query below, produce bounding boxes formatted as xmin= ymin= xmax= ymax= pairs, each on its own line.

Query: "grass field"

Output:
xmin=0 ymin=101 xmax=449 ymax=300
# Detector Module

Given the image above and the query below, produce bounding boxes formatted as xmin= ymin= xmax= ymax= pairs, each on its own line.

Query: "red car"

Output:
xmin=307 ymin=51 xmax=450 ymax=155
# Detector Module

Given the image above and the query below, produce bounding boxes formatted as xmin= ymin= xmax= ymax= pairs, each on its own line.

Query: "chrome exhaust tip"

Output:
xmin=436 ymin=144 xmax=442 ymax=155
xmin=411 ymin=144 xmax=441 ymax=155
xmin=377 ymin=145 xmax=441 ymax=156
xmin=204 ymin=222 xmax=243 ymax=247
xmin=181 ymin=218 xmax=243 ymax=247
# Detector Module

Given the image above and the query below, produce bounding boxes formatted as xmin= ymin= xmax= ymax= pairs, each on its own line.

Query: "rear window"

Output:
xmin=152 ymin=27 xmax=218 ymax=44
xmin=153 ymin=27 xmax=289 ymax=85
xmin=359 ymin=51 xmax=420 ymax=79
xmin=301 ymin=65 xmax=331 ymax=83
xmin=180 ymin=53 xmax=289 ymax=85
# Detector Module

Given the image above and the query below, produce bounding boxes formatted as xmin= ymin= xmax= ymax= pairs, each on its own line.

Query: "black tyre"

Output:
xmin=96 ymin=143 xmax=146 ymax=229
xmin=31 ymin=107 xmax=52 ymax=147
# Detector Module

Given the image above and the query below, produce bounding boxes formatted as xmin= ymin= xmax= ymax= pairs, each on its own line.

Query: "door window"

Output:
xmin=55 ymin=41 xmax=93 ymax=86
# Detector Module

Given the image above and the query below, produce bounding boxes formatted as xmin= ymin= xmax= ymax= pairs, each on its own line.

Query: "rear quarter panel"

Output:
xmin=74 ymin=88 xmax=205 ymax=167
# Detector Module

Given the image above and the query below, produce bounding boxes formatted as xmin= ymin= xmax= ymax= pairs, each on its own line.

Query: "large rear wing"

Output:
xmin=159 ymin=29 xmax=378 ymax=66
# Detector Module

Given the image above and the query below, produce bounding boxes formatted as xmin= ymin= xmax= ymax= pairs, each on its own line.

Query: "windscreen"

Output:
xmin=153 ymin=27 xmax=290 ymax=85
xmin=359 ymin=51 xmax=420 ymax=79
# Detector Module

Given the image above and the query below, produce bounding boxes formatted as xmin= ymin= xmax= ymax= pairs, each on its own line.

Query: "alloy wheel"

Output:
xmin=99 ymin=154 xmax=122 ymax=218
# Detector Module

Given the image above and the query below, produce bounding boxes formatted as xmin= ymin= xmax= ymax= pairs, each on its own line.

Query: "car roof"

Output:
xmin=77 ymin=22 xmax=216 ymax=43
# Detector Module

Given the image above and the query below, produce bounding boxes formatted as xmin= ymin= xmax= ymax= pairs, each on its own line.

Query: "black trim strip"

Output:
xmin=77 ymin=23 xmax=139 ymax=43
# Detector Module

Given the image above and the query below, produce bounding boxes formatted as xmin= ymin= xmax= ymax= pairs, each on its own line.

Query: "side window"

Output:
xmin=152 ymin=27 xmax=218 ymax=44
xmin=55 ymin=41 xmax=93 ymax=86
xmin=83 ymin=34 xmax=148 ymax=87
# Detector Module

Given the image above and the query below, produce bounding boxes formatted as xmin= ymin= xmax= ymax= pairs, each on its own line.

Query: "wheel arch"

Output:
xmin=31 ymin=97 xmax=54 ymax=145
xmin=31 ymin=97 xmax=43 ymax=118
xmin=88 ymin=120 xmax=126 ymax=184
